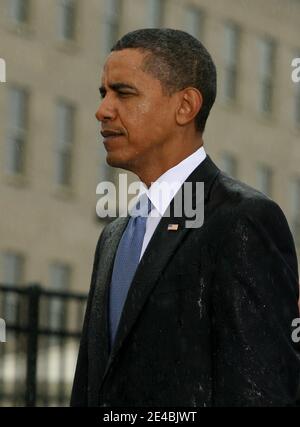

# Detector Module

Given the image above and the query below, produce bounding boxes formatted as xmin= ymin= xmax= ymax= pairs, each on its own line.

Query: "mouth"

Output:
xmin=101 ymin=130 xmax=125 ymax=140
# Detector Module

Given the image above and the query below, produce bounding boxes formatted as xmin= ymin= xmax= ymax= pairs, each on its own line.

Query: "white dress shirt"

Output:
xmin=137 ymin=146 xmax=206 ymax=260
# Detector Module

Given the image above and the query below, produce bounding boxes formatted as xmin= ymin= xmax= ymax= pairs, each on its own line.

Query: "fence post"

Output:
xmin=25 ymin=283 xmax=41 ymax=407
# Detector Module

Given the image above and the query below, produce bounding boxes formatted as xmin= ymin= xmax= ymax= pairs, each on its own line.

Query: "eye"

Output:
xmin=118 ymin=92 xmax=132 ymax=97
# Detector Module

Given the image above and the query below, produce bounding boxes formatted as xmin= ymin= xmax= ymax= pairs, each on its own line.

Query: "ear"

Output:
xmin=175 ymin=87 xmax=203 ymax=128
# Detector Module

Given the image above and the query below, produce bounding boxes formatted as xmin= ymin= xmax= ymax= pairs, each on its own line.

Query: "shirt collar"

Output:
xmin=137 ymin=146 xmax=206 ymax=216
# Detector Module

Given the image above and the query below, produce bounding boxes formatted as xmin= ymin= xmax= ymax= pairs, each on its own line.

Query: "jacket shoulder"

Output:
xmin=214 ymin=172 xmax=284 ymax=217
xmin=208 ymin=172 xmax=295 ymax=247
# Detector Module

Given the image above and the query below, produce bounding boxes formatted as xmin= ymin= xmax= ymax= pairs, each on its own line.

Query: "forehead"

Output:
xmin=101 ymin=49 xmax=151 ymax=85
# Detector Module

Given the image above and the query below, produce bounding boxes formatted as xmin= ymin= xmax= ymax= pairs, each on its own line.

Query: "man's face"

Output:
xmin=95 ymin=49 xmax=178 ymax=174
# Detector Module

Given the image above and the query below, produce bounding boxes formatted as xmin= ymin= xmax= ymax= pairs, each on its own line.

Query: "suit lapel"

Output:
xmin=88 ymin=216 xmax=129 ymax=398
xmin=100 ymin=155 xmax=220 ymax=387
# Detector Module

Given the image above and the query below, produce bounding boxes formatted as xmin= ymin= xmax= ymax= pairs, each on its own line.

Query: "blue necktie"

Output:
xmin=108 ymin=194 xmax=152 ymax=349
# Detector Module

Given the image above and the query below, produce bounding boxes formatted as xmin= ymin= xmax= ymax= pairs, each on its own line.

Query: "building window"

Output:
xmin=258 ymin=37 xmax=276 ymax=114
xmin=55 ymin=100 xmax=75 ymax=187
xmin=10 ymin=0 xmax=30 ymax=24
xmin=148 ymin=0 xmax=166 ymax=27
xmin=256 ymin=164 xmax=273 ymax=196
xmin=294 ymin=52 xmax=300 ymax=127
xmin=220 ymin=152 xmax=238 ymax=178
xmin=103 ymin=0 xmax=122 ymax=53
xmin=185 ymin=5 xmax=204 ymax=40
xmin=6 ymin=86 xmax=29 ymax=175
xmin=290 ymin=179 xmax=300 ymax=250
xmin=49 ymin=263 xmax=71 ymax=291
xmin=48 ymin=263 xmax=71 ymax=332
xmin=223 ymin=23 xmax=240 ymax=102
xmin=1 ymin=252 xmax=25 ymax=324
xmin=58 ymin=0 xmax=76 ymax=41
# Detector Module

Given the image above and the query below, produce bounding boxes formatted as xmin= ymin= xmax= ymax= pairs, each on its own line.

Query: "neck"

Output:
xmin=137 ymin=140 xmax=203 ymax=188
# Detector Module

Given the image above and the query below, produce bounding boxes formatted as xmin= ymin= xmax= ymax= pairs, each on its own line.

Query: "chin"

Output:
xmin=106 ymin=153 xmax=132 ymax=172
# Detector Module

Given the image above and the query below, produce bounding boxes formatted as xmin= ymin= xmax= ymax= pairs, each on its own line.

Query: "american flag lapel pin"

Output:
xmin=167 ymin=224 xmax=179 ymax=231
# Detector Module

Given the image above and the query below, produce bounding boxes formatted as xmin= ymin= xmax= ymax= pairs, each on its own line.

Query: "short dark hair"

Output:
xmin=111 ymin=28 xmax=217 ymax=133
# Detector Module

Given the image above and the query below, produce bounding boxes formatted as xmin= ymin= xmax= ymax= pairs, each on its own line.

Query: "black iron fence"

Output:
xmin=1 ymin=283 xmax=299 ymax=407
xmin=0 ymin=283 xmax=87 ymax=407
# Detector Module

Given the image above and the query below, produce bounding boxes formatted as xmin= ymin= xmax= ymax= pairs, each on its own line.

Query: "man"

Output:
xmin=71 ymin=28 xmax=300 ymax=407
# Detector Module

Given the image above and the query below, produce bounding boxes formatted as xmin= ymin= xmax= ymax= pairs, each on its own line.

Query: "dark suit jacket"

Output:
xmin=70 ymin=156 xmax=300 ymax=407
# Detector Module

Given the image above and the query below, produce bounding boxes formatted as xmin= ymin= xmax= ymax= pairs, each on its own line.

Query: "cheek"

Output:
xmin=120 ymin=99 xmax=173 ymax=140
xmin=123 ymin=102 xmax=156 ymax=132
xmin=135 ymin=100 xmax=171 ymax=126
xmin=135 ymin=100 xmax=153 ymax=115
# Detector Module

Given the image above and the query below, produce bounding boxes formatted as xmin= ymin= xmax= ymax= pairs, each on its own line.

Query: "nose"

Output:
xmin=95 ymin=95 xmax=117 ymax=122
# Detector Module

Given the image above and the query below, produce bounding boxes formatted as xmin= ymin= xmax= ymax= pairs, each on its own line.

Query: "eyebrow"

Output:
xmin=99 ymin=82 xmax=138 ymax=96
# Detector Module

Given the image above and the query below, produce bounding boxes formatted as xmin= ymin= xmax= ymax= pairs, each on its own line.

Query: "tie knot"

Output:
xmin=131 ymin=193 xmax=152 ymax=218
